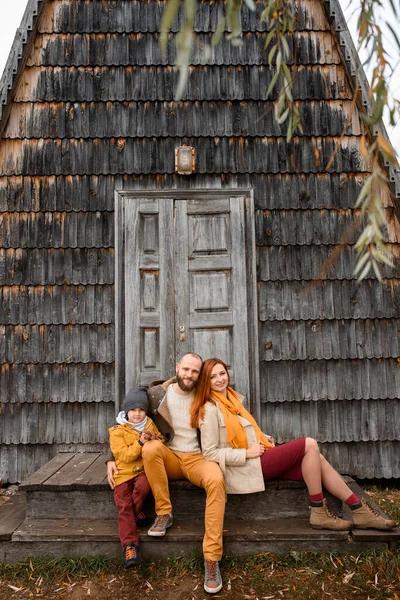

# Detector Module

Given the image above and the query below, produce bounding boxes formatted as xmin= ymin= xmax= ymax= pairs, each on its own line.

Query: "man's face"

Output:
xmin=175 ymin=355 xmax=202 ymax=392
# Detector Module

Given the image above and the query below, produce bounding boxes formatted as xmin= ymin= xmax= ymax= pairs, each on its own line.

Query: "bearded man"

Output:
xmin=107 ymin=352 xmax=225 ymax=594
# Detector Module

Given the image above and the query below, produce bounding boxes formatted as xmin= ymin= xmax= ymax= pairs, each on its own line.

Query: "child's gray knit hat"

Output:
xmin=123 ymin=386 xmax=149 ymax=414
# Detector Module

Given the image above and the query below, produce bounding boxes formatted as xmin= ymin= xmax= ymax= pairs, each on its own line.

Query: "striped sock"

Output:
xmin=345 ymin=493 xmax=362 ymax=509
xmin=309 ymin=492 xmax=324 ymax=507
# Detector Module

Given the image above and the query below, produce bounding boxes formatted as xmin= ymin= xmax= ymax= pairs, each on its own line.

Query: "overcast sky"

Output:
xmin=0 ymin=0 xmax=399 ymax=153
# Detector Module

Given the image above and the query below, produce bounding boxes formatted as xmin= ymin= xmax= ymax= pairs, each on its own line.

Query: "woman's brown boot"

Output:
xmin=310 ymin=500 xmax=353 ymax=531
xmin=352 ymin=498 xmax=396 ymax=529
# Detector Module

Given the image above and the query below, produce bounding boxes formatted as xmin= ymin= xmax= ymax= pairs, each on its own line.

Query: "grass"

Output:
xmin=0 ymin=554 xmax=123 ymax=582
xmin=3 ymin=550 xmax=399 ymax=599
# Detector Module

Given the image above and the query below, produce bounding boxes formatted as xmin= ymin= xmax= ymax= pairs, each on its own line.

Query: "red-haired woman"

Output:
xmin=191 ymin=358 xmax=395 ymax=532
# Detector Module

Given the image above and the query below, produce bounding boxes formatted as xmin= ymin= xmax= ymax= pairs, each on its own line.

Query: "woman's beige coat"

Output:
xmin=199 ymin=399 xmax=265 ymax=494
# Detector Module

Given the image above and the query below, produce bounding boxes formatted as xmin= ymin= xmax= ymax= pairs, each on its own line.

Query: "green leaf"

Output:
xmin=276 ymin=107 xmax=289 ymax=124
xmin=277 ymin=90 xmax=286 ymax=113
xmin=354 ymin=177 xmax=373 ymax=208
xmin=357 ymin=259 xmax=372 ymax=281
xmin=160 ymin=0 xmax=181 ymax=57
xmin=266 ymin=69 xmax=280 ymax=97
xmin=282 ymin=61 xmax=292 ymax=84
xmin=268 ymin=44 xmax=278 ymax=65
xmin=184 ymin=0 xmax=196 ymax=22
xmin=243 ymin=0 xmax=256 ymax=11
xmin=212 ymin=18 xmax=226 ymax=46
xmin=287 ymin=115 xmax=293 ymax=142
xmin=202 ymin=45 xmax=211 ymax=63
xmin=372 ymin=259 xmax=383 ymax=281
xmin=354 ymin=251 xmax=370 ymax=275
xmin=175 ymin=65 xmax=190 ymax=101
xmin=386 ymin=22 xmax=400 ymax=51
xmin=281 ymin=35 xmax=290 ymax=59
xmin=376 ymin=248 xmax=394 ymax=268
xmin=265 ymin=30 xmax=276 ymax=51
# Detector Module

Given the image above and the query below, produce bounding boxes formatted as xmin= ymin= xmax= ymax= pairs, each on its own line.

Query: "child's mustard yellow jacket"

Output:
xmin=109 ymin=417 xmax=163 ymax=486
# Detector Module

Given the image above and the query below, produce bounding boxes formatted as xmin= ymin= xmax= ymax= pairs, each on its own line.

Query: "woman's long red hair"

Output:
xmin=190 ymin=357 xmax=230 ymax=428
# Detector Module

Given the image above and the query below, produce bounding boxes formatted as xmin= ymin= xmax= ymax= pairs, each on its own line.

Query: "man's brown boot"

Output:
xmin=352 ymin=498 xmax=396 ymax=530
xmin=310 ymin=500 xmax=353 ymax=531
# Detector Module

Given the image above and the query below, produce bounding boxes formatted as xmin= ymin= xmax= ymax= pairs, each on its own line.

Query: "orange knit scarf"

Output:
xmin=210 ymin=387 xmax=274 ymax=450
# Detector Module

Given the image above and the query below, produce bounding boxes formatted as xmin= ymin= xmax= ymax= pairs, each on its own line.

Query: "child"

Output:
xmin=109 ymin=386 xmax=164 ymax=567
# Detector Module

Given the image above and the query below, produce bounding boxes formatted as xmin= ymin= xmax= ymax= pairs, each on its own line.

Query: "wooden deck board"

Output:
xmin=45 ymin=454 xmax=101 ymax=488
xmin=0 ymin=493 xmax=26 ymax=541
xmin=20 ymin=453 xmax=76 ymax=489
xmin=13 ymin=516 xmax=350 ymax=543
xmin=77 ymin=454 xmax=109 ymax=486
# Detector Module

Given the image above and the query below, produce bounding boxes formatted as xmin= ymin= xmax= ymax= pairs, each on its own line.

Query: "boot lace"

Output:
xmin=125 ymin=545 xmax=137 ymax=560
xmin=362 ymin=498 xmax=380 ymax=516
xmin=205 ymin=560 xmax=219 ymax=580
xmin=324 ymin=505 xmax=338 ymax=519
xmin=155 ymin=514 xmax=170 ymax=527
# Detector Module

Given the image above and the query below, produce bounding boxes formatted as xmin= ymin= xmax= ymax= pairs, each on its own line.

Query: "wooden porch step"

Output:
xmin=0 ymin=492 xmax=26 ymax=541
xmin=8 ymin=516 xmax=372 ymax=561
xmin=1 ymin=452 xmax=397 ymax=563
xmin=19 ymin=452 xmax=343 ymax=521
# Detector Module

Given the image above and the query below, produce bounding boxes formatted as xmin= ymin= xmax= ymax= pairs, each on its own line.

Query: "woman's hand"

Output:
xmin=246 ymin=441 xmax=265 ymax=459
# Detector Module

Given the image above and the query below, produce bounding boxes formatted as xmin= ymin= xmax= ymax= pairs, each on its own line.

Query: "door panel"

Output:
xmin=175 ymin=196 xmax=249 ymax=394
xmin=124 ymin=197 xmax=175 ymax=388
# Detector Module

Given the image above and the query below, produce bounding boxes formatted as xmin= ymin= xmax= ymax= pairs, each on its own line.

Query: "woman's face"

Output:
xmin=210 ymin=363 xmax=229 ymax=395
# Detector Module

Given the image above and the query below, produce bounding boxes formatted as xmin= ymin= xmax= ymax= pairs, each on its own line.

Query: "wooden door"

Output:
xmin=115 ymin=190 xmax=259 ymax=412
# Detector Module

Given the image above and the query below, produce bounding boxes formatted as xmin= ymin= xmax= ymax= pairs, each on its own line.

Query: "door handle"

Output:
xmin=179 ymin=326 xmax=186 ymax=342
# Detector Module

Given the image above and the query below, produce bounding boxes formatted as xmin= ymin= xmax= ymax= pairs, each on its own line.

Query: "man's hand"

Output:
xmin=107 ymin=461 xmax=118 ymax=490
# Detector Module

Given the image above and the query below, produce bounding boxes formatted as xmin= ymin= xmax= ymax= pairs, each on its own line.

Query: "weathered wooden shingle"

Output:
xmin=0 ymin=363 xmax=114 ymax=403
xmin=319 ymin=442 xmax=400 ymax=479
xmin=256 ymin=208 xmax=374 ymax=246
xmin=0 ymin=212 xmax=114 ymax=248
xmin=26 ymin=31 xmax=341 ymax=67
xmin=0 ymin=402 xmax=115 ymax=444
xmin=260 ymin=398 xmax=400 ymax=443
xmin=259 ymin=318 xmax=400 ymax=361
xmin=0 ymin=285 xmax=114 ymax=325
xmin=0 ymin=137 xmax=369 ymax=176
xmin=0 ymin=324 xmax=115 ymax=363
xmin=14 ymin=65 xmax=353 ymax=102
xmin=257 ymin=245 xmax=400 ymax=280
xmin=39 ymin=0 xmax=330 ymax=35
xmin=2 ymin=100 xmax=363 ymax=139
xmin=258 ymin=280 xmax=400 ymax=320
xmin=260 ymin=358 xmax=400 ymax=402
xmin=0 ymin=248 xmax=114 ymax=284
xmin=0 ymin=173 xmax=372 ymax=212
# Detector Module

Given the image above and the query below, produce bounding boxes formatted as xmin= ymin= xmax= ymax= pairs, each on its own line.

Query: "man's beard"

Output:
xmin=176 ymin=373 xmax=197 ymax=392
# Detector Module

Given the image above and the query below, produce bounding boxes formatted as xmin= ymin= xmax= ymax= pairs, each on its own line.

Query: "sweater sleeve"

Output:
xmin=200 ymin=402 xmax=247 ymax=467
xmin=109 ymin=427 xmax=143 ymax=463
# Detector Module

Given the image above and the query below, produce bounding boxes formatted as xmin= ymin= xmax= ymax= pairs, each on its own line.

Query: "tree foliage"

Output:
xmin=160 ymin=0 xmax=400 ymax=281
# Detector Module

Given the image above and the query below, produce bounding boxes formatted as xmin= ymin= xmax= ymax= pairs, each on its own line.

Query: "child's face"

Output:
xmin=127 ymin=407 xmax=146 ymax=423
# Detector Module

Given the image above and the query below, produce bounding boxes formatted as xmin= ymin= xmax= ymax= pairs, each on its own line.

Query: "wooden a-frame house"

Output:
xmin=1 ymin=0 xmax=400 ymax=484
